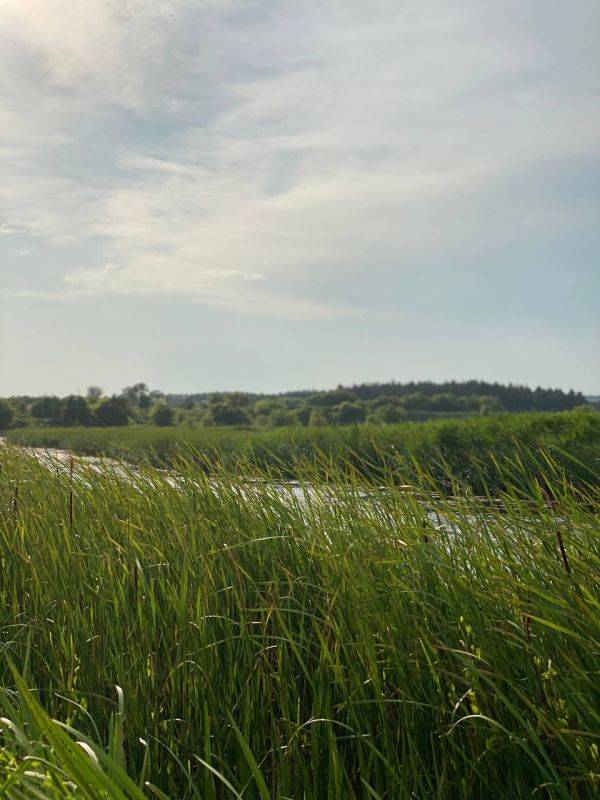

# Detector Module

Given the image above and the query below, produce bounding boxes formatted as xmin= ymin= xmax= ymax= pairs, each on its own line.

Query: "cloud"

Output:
xmin=12 ymin=261 xmax=361 ymax=321
xmin=1 ymin=1 xmax=598 ymax=318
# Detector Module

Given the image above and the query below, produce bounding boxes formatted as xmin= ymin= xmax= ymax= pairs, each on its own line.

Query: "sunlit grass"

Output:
xmin=0 ymin=446 xmax=599 ymax=798
xmin=5 ymin=409 xmax=600 ymax=494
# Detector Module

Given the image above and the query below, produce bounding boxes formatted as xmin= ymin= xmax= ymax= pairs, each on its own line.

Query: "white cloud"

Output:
xmin=12 ymin=261 xmax=361 ymax=321
xmin=0 ymin=1 xmax=192 ymax=108
xmin=1 ymin=1 xmax=598 ymax=318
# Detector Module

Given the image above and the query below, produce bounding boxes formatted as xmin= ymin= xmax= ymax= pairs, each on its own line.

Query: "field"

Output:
xmin=1 ymin=443 xmax=599 ymax=798
xmin=5 ymin=409 xmax=600 ymax=494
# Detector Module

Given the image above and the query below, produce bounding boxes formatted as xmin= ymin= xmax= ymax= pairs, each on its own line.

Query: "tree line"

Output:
xmin=0 ymin=379 xmax=591 ymax=431
xmin=282 ymin=380 xmax=588 ymax=412
xmin=0 ymin=384 xmax=174 ymax=430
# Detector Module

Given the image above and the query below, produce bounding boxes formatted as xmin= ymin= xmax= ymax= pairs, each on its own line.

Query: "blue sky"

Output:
xmin=1 ymin=0 xmax=599 ymax=395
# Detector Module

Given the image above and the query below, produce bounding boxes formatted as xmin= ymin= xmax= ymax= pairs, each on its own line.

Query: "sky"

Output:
xmin=1 ymin=0 xmax=599 ymax=396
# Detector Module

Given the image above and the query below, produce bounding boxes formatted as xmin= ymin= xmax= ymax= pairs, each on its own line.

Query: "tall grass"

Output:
xmin=0 ymin=446 xmax=599 ymax=798
xmin=5 ymin=409 xmax=600 ymax=493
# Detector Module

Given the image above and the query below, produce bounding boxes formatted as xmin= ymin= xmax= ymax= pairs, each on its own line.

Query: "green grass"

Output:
xmin=1 ymin=446 xmax=599 ymax=798
xmin=1 ymin=663 xmax=151 ymax=799
xmin=5 ymin=409 xmax=600 ymax=493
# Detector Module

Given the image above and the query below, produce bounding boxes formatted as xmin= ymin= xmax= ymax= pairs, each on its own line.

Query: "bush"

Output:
xmin=268 ymin=408 xmax=296 ymax=427
xmin=203 ymin=401 xmax=251 ymax=426
xmin=0 ymin=399 xmax=14 ymax=430
xmin=294 ymin=404 xmax=312 ymax=426
xmin=306 ymin=389 xmax=358 ymax=408
xmin=94 ymin=397 xmax=129 ymax=426
xmin=334 ymin=401 xmax=367 ymax=425
xmin=369 ymin=402 xmax=405 ymax=424
xmin=151 ymin=400 xmax=175 ymax=427
xmin=30 ymin=396 xmax=64 ymax=421
xmin=308 ymin=409 xmax=328 ymax=427
xmin=61 ymin=395 xmax=92 ymax=426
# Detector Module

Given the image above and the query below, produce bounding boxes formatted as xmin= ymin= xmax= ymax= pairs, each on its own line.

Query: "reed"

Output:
xmin=5 ymin=408 xmax=600 ymax=494
xmin=0 ymin=447 xmax=598 ymax=798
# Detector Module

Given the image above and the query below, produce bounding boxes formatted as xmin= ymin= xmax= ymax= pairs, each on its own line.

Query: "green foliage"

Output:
xmin=306 ymin=388 xmax=358 ymax=407
xmin=95 ymin=396 xmax=130 ymax=426
xmin=203 ymin=400 xmax=252 ymax=426
xmin=368 ymin=401 xmax=406 ymax=424
xmin=1 ymin=381 xmax=591 ymax=432
xmin=151 ymin=400 xmax=175 ymax=427
xmin=294 ymin=404 xmax=312 ymax=426
xmin=30 ymin=395 xmax=63 ymax=421
xmin=1 ymin=665 xmax=149 ymax=798
xmin=333 ymin=400 xmax=367 ymax=424
xmin=0 ymin=447 xmax=598 ymax=797
xmin=121 ymin=382 xmax=150 ymax=407
xmin=6 ymin=410 xmax=599 ymax=493
xmin=344 ymin=380 xmax=587 ymax=411
xmin=210 ymin=391 xmax=250 ymax=407
xmin=267 ymin=407 xmax=296 ymax=427
xmin=308 ymin=408 xmax=328 ymax=427
xmin=61 ymin=395 xmax=93 ymax=426
xmin=86 ymin=385 xmax=103 ymax=401
xmin=0 ymin=399 xmax=14 ymax=430
xmin=253 ymin=398 xmax=283 ymax=416
xmin=480 ymin=395 xmax=505 ymax=415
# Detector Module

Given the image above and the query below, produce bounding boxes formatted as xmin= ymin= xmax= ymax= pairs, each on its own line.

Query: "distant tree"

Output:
xmin=138 ymin=394 xmax=152 ymax=410
xmin=347 ymin=380 xmax=586 ymax=412
xmin=306 ymin=390 xmax=357 ymax=408
xmin=210 ymin=392 xmax=250 ymax=408
xmin=401 ymin=392 xmax=427 ymax=410
xmin=86 ymin=386 xmax=103 ymax=401
xmin=9 ymin=398 xmax=28 ymax=413
xmin=368 ymin=395 xmax=405 ymax=411
xmin=334 ymin=401 xmax=367 ymax=425
xmin=254 ymin=399 xmax=283 ymax=416
xmin=369 ymin=403 xmax=405 ymax=424
xmin=0 ymin=399 xmax=14 ymax=430
xmin=294 ymin=405 xmax=312 ymax=426
xmin=268 ymin=408 xmax=296 ymax=427
xmin=121 ymin=383 xmax=150 ymax=407
xmin=203 ymin=401 xmax=251 ymax=426
xmin=95 ymin=397 xmax=129 ymax=426
xmin=61 ymin=395 xmax=92 ymax=426
xmin=430 ymin=393 xmax=462 ymax=412
xmin=308 ymin=409 xmax=327 ymax=427
xmin=479 ymin=396 xmax=504 ymax=416
xmin=30 ymin=396 xmax=63 ymax=421
xmin=461 ymin=395 xmax=482 ymax=412
xmin=151 ymin=400 xmax=175 ymax=427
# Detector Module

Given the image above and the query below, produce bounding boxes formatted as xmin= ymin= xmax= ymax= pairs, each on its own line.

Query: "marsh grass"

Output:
xmin=0 ymin=446 xmax=599 ymax=798
xmin=6 ymin=409 xmax=600 ymax=494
